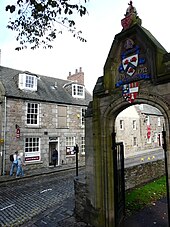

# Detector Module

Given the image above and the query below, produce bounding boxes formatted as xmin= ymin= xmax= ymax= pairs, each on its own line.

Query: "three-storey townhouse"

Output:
xmin=0 ymin=66 xmax=92 ymax=175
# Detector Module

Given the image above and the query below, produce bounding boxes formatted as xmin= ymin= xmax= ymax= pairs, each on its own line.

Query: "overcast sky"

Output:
xmin=0 ymin=0 xmax=170 ymax=94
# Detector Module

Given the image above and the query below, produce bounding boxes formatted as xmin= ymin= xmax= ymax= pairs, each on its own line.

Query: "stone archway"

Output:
xmin=83 ymin=91 xmax=169 ymax=227
xmin=75 ymin=3 xmax=170 ymax=227
xmin=82 ymin=86 xmax=170 ymax=227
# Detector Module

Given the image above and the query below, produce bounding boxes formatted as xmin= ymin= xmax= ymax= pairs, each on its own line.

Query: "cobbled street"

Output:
xmin=0 ymin=168 xmax=85 ymax=227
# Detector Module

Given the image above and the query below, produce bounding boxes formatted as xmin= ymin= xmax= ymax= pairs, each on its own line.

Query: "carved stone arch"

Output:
xmin=83 ymin=88 xmax=170 ymax=227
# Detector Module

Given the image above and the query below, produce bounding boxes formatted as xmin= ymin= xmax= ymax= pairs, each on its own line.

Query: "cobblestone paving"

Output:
xmin=0 ymin=169 xmax=85 ymax=227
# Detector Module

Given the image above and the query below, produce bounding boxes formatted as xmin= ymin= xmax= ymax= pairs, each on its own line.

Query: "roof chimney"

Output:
xmin=67 ymin=67 xmax=84 ymax=85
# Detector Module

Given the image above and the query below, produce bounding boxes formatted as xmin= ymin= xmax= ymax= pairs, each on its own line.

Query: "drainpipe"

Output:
xmin=2 ymin=96 xmax=7 ymax=175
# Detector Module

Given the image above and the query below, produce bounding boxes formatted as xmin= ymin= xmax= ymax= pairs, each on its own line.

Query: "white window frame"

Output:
xmin=133 ymin=137 xmax=137 ymax=146
xmin=72 ymin=84 xmax=85 ymax=98
xmin=24 ymin=137 xmax=40 ymax=162
xmin=120 ymin=120 xmax=124 ymax=130
xmin=66 ymin=137 xmax=75 ymax=155
xmin=19 ymin=73 xmax=37 ymax=91
xmin=81 ymin=137 xmax=85 ymax=154
xmin=132 ymin=120 xmax=137 ymax=130
xmin=154 ymin=132 xmax=158 ymax=143
xmin=158 ymin=117 xmax=161 ymax=127
xmin=26 ymin=103 xmax=39 ymax=126
xmin=146 ymin=115 xmax=150 ymax=126
xmin=81 ymin=108 xmax=86 ymax=127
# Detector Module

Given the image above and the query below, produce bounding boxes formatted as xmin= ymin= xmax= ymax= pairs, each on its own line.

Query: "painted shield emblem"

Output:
xmin=122 ymin=54 xmax=138 ymax=76
xmin=122 ymin=82 xmax=139 ymax=103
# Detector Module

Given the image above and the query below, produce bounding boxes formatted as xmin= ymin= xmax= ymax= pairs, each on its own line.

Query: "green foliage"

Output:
xmin=5 ymin=0 xmax=88 ymax=50
xmin=125 ymin=176 xmax=167 ymax=216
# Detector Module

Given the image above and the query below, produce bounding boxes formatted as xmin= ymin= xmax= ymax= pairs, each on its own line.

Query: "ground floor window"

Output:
xmin=81 ymin=137 xmax=85 ymax=154
xmin=66 ymin=137 xmax=75 ymax=155
xmin=154 ymin=132 xmax=158 ymax=143
xmin=25 ymin=137 xmax=40 ymax=161
xmin=133 ymin=137 xmax=137 ymax=146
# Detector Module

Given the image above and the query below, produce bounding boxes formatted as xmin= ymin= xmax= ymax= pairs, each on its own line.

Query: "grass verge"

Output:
xmin=125 ymin=176 xmax=167 ymax=216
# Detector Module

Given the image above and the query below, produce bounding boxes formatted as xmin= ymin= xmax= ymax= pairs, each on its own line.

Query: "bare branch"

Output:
xmin=5 ymin=0 xmax=89 ymax=50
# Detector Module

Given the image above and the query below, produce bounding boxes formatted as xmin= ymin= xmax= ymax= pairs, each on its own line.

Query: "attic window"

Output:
xmin=18 ymin=73 xmax=37 ymax=91
xmin=72 ymin=84 xmax=85 ymax=98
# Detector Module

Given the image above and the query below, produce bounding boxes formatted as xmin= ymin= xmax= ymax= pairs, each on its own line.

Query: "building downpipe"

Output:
xmin=2 ymin=96 xmax=7 ymax=175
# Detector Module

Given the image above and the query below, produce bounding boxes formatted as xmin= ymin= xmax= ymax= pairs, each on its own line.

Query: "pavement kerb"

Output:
xmin=0 ymin=163 xmax=85 ymax=185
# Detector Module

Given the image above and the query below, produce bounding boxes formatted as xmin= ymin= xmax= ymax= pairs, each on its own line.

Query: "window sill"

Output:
xmin=25 ymin=125 xmax=41 ymax=128
xmin=25 ymin=161 xmax=43 ymax=165
xmin=57 ymin=127 xmax=69 ymax=129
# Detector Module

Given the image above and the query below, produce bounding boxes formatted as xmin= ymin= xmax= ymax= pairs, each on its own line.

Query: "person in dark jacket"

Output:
xmin=10 ymin=151 xmax=18 ymax=176
xmin=52 ymin=149 xmax=58 ymax=167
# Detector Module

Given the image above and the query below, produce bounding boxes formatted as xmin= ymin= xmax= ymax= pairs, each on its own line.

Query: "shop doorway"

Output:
xmin=49 ymin=140 xmax=59 ymax=166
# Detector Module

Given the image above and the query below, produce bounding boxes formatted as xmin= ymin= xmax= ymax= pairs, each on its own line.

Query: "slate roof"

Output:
xmin=0 ymin=66 xmax=92 ymax=106
xmin=136 ymin=104 xmax=163 ymax=116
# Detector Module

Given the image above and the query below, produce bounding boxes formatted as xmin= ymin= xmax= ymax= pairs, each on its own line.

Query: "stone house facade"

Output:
xmin=115 ymin=104 xmax=164 ymax=157
xmin=0 ymin=66 xmax=92 ymax=175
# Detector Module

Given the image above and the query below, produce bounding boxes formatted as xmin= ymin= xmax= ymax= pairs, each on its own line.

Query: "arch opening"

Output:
xmin=114 ymin=103 xmax=168 ymax=225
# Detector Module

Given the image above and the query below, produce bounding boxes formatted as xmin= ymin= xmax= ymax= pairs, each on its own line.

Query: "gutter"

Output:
xmin=2 ymin=96 xmax=7 ymax=175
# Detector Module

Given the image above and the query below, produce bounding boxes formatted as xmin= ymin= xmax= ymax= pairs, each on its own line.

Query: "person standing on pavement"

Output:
xmin=10 ymin=151 xmax=18 ymax=176
xmin=16 ymin=154 xmax=24 ymax=177
xmin=52 ymin=148 xmax=58 ymax=167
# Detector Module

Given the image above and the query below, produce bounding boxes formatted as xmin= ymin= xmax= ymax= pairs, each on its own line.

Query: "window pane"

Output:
xmin=65 ymin=137 xmax=75 ymax=155
xmin=81 ymin=137 xmax=85 ymax=153
xmin=72 ymin=84 xmax=84 ymax=98
xmin=81 ymin=109 xmax=86 ymax=126
xmin=120 ymin=120 xmax=124 ymax=129
xmin=26 ymin=75 xmax=34 ymax=88
xmin=25 ymin=137 xmax=39 ymax=153
xmin=58 ymin=106 xmax=67 ymax=128
xmin=132 ymin=120 xmax=136 ymax=130
xmin=27 ymin=103 xmax=39 ymax=125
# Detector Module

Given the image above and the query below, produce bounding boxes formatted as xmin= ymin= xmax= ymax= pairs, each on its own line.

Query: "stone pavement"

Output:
xmin=21 ymin=196 xmax=91 ymax=227
xmin=0 ymin=162 xmax=169 ymax=227
xmin=0 ymin=162 xmax=92 ymax=227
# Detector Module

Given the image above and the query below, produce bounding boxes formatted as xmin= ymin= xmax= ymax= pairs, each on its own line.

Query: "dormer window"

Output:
xmin=19 ymin=73 xmax=37 ymax=91
xmin=72 ymin=84 xmax=85 ymax=98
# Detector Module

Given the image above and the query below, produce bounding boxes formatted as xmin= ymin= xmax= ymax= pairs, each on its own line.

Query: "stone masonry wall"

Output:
xmin=125 ymin=159 xmax=165 ymax=190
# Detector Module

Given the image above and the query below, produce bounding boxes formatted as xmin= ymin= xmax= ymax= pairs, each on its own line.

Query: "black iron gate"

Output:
xmin=162 ymin=127 xmax=170 ymax=226
xmin=112 ymin=136 xmax=125 ymax=226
